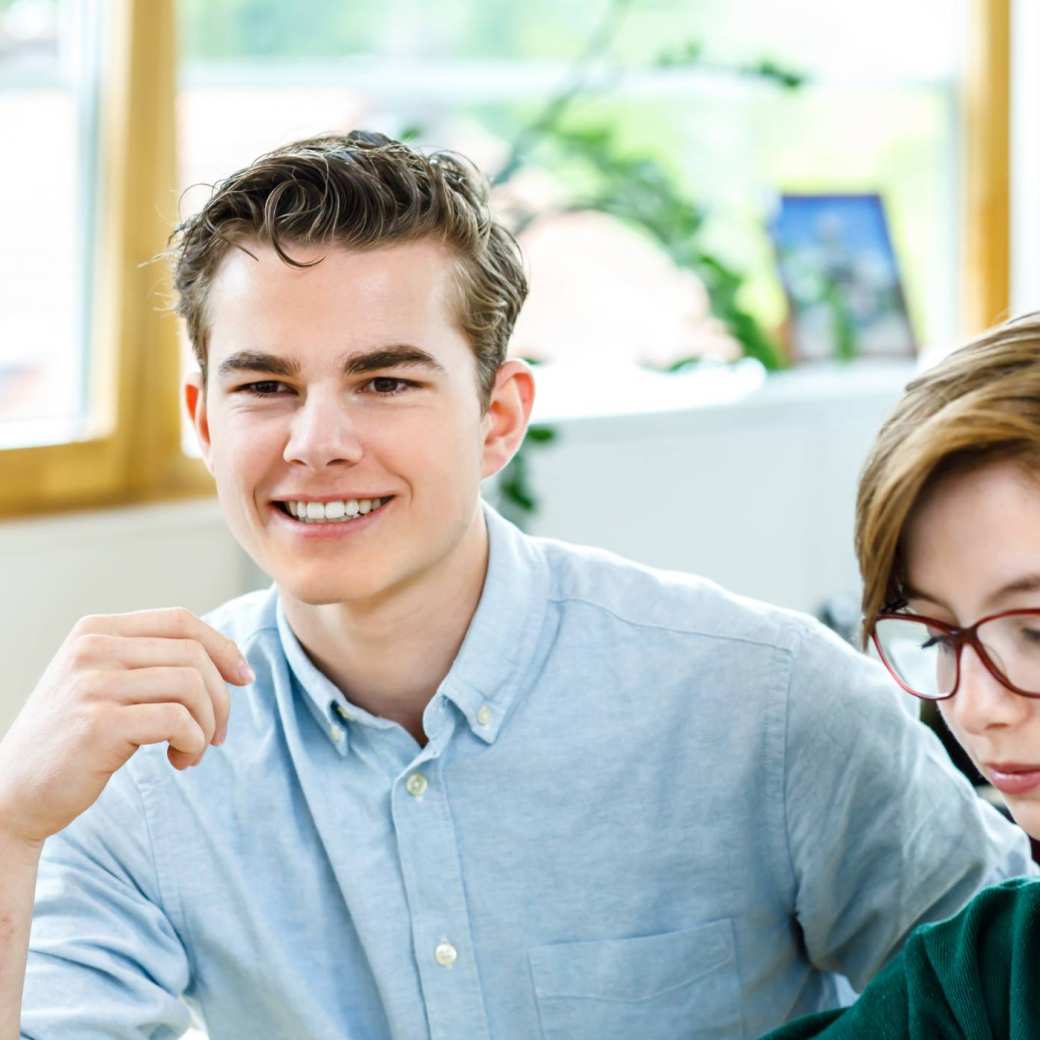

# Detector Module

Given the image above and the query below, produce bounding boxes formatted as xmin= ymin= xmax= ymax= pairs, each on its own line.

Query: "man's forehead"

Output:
xmin=205 ymin=237 xmax=461 ymax=354
xmin=200 ymin=239 xmax=479 ymax=389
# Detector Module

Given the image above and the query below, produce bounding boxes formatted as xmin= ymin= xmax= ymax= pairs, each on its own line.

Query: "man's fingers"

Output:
xmin=64 ymin=609 xmax=252 ymax=755
xmin=105 ymin=667 xmax=218 ymax=745
xmin=74 ymin=608 xmax=254 ymax=687
xmin=167 ymin=746 xmax=198 ymax=770
xmin=75 ymin=635 xmax=231 ymax=746
xmin=120 ymin=702 xmax=208 ymax=765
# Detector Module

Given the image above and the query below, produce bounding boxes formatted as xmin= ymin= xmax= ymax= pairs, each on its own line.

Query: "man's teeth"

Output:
xmin=284 ymin=498 xmax=385 ymax=523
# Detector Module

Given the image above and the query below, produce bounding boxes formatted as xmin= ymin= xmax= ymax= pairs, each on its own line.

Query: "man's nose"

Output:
xmin=947 ymin=643 xmax=1027 ymax=734
xmin=283 ymin=390 xmax=364 ymax=470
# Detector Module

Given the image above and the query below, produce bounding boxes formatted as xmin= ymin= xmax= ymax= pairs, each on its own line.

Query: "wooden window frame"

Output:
xmin=0 ymin=0 xmax=210 ymax=519
xmin=964 ymin=0 xmax=1011 ymax=331
xmin=0 ymin=0 xmax=1011 ymax=519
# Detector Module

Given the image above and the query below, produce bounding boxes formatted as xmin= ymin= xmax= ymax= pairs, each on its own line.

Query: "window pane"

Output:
xmin=0 ymin=0 xmax=101 ymax=449
xmin=176 ymin=0 xmax=968 ymax=381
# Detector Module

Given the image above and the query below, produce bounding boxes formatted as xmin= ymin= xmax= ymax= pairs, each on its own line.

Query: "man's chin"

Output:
xmin=279 ymin=582 xmax=365 ymax=608
xmin=273 ymin=569 xmax=386 ymax=609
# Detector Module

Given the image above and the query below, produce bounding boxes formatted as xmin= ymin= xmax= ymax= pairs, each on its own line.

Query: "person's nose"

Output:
xmin=946 ymin=643 xmax=1028 ymax=736
xmin=282 ymin=387 xmax=364 ymax=471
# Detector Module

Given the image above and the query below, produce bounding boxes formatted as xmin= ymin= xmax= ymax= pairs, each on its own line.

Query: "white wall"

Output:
xmin=0 ymin=499 xmax=247 ymax=732
xmin=519 ymin=361 xmax=912 ymax=616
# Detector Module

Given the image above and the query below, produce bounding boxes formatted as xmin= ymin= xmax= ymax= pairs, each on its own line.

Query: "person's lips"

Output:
xmin=265 ymin=494 xmax=394 ymax=540
xmin=984 ymin=762 xmax=1040 ymax=796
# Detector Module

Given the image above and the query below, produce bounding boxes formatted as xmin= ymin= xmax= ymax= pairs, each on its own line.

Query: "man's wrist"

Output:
xmin=0 ymin=802 xmax=44 ymax=861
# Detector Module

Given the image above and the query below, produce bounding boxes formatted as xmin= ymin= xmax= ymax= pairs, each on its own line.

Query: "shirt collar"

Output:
xmin=277 ymin=502 xmax=550 ymax=752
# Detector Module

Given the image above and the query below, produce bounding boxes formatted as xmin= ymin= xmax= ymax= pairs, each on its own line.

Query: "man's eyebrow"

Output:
xmin=215 ymin=346 xmax=445 ymax=381
xmin=343 ymin=346 xmax=446 ymax=376
xmin=217 ymin=351 xmax=301 ymax=380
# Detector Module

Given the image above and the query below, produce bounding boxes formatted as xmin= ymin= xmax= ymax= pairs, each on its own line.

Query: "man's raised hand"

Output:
xmin=0 ymin=608 xmax=253 ymax=848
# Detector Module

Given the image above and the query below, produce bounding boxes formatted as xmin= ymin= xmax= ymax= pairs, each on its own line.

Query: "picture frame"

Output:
xmin=769 ymin=192 xmax=916 ymax=363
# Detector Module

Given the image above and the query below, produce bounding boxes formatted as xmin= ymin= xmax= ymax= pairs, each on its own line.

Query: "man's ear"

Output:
xmin=184 ymin=371 xmax=214 ymax=474
xmin=481 ymin=359 xmax=536 ymax=479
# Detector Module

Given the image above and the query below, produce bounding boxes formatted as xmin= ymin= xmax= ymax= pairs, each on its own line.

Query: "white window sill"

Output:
xmin=528 ymin=356 xmax=922 ymax=431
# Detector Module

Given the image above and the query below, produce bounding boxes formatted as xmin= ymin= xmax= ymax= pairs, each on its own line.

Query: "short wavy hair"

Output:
xmin=168 ymin=131 xmax=528 ymax=407
xmin=855 ymin=312 xmax=1040 ymax=642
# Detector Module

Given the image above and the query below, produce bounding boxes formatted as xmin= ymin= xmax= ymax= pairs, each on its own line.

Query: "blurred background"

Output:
xmin=0 ymin=0 xmax=1036 ymax=737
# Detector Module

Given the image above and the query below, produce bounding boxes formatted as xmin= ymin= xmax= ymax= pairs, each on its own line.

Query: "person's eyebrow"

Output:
xmin=215 ymin=345 xmax=446 ymax=381
xmin=342 ymin=345 xmax=446 ymax=376
xmin=901 ymin=574 xmax=1040 ymax=616
xmin=900 ymin=581 xmax=949 ymax=612
xmin=983 ymin=573 xmax=1040 ymax=609
xmin=217 ymin=351 xmax=300 ymax=380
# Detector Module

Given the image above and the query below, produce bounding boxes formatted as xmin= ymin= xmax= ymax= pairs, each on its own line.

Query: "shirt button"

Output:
xmin=434 ymin=941 xmax=458 ymax=968
xmin=329 ymin=725 xmax=345 ymax=744
xmin=405 ymin=773 xmax=428 ymax=797
xmin=476 ymin=704 xmax=492 ymax=727
xmin=334 ymin=703 xmax=353 ymax=722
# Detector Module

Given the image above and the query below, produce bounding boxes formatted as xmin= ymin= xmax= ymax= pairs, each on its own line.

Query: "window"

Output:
xmin=177 ymin=0 xmax=992 ymax=368
xmin=0 ymin=0 xmax=100 ymax=448
xmin=0 ymin=0 xmax=210 ymax=516
xmin=0 ymin=0 xmax=1012 ymax=517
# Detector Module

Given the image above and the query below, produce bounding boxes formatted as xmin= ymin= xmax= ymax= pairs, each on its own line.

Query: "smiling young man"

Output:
xmin=189 ymin=232 xmax=524 ymax=746
xmin=0 ymin=132 xmax=1034 ymax=1040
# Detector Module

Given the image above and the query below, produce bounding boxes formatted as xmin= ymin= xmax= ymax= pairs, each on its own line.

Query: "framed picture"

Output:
xmin=769 ymin=193 xmax=916 ymax=363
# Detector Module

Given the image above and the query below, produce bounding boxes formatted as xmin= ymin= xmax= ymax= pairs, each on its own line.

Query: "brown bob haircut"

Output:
xmin=856 ymin=312 xmax=1040 ymax=643
xmin=168 ymin=130 xmax=528 ymax=407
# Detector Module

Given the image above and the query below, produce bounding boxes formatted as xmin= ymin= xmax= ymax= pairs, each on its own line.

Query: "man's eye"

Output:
xmin=367 ymin=377 xmax=412 ymax=395
xmin=238 ymin=381 xmax=287 ymax=396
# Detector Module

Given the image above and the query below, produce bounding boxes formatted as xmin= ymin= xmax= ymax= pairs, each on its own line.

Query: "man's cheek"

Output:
xmin=421 ymin=449 xmax=475 ymax=496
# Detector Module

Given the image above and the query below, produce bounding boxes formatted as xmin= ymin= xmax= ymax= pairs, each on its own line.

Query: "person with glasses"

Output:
xmin=764 ymin=312 xmax=1040 ymax=1039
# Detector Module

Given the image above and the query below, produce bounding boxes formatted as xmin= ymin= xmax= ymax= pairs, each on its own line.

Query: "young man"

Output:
xmin=0 ymin=132 xmax=1033 ymax=1039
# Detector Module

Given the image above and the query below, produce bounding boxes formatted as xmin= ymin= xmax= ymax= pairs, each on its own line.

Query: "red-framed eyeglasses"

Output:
xmin=870 ymin=609 xmax=1040 ymax=701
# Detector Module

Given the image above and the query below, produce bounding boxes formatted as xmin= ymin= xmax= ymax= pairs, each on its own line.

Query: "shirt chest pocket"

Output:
xmin=527 ymin=920 xmax=742 ymax=1040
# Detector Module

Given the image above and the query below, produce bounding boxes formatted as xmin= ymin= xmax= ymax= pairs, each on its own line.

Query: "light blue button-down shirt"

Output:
xmin=23 ymin=506 xmax=1034 ymax=1039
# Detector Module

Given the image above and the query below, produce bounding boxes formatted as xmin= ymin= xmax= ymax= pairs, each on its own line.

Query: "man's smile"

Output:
xmin=273 ymin=496 xmax=393 ymax=523
xmin=268 ymin=495 xmax=395 ymax=535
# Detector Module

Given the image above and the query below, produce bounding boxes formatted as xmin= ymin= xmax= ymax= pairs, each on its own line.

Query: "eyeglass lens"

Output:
xmin=875 ymin=613 xmax=1040 ymax=698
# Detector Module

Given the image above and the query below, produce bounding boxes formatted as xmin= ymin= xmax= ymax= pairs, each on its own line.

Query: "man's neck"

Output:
xmin=279 ymin=511 xmax=490 ymax=745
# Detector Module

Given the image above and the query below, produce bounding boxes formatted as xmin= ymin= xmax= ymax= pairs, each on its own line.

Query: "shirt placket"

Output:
xmin=391 ymin=727 xmax=491 ymax=1040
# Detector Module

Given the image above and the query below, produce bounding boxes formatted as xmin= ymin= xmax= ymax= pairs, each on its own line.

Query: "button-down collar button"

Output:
xmin=434 ymin=941 xmax=458 ymax=968
xmin=334 ymin=703 xmax=353 ymax=722
xmin=476 ymin=704 xmax=492 ymax=727
xmin=329 ymin=724 xmax=345 ymax=744
xmin=405 ymin=773 xmax=428 ymax=798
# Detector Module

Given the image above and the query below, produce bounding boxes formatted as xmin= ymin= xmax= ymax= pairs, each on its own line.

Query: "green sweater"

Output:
xmin=761 ymin=879 xmax=1040 ymax=1040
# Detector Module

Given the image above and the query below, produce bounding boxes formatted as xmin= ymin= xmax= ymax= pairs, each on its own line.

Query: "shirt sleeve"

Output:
xmin=782 ymin=618 xmax=1036 ymax=992
xmin=21 ymin=763 xmax=194 ymax=1040
xmin=759 ymin=877 xmax=1040 ymax=1039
